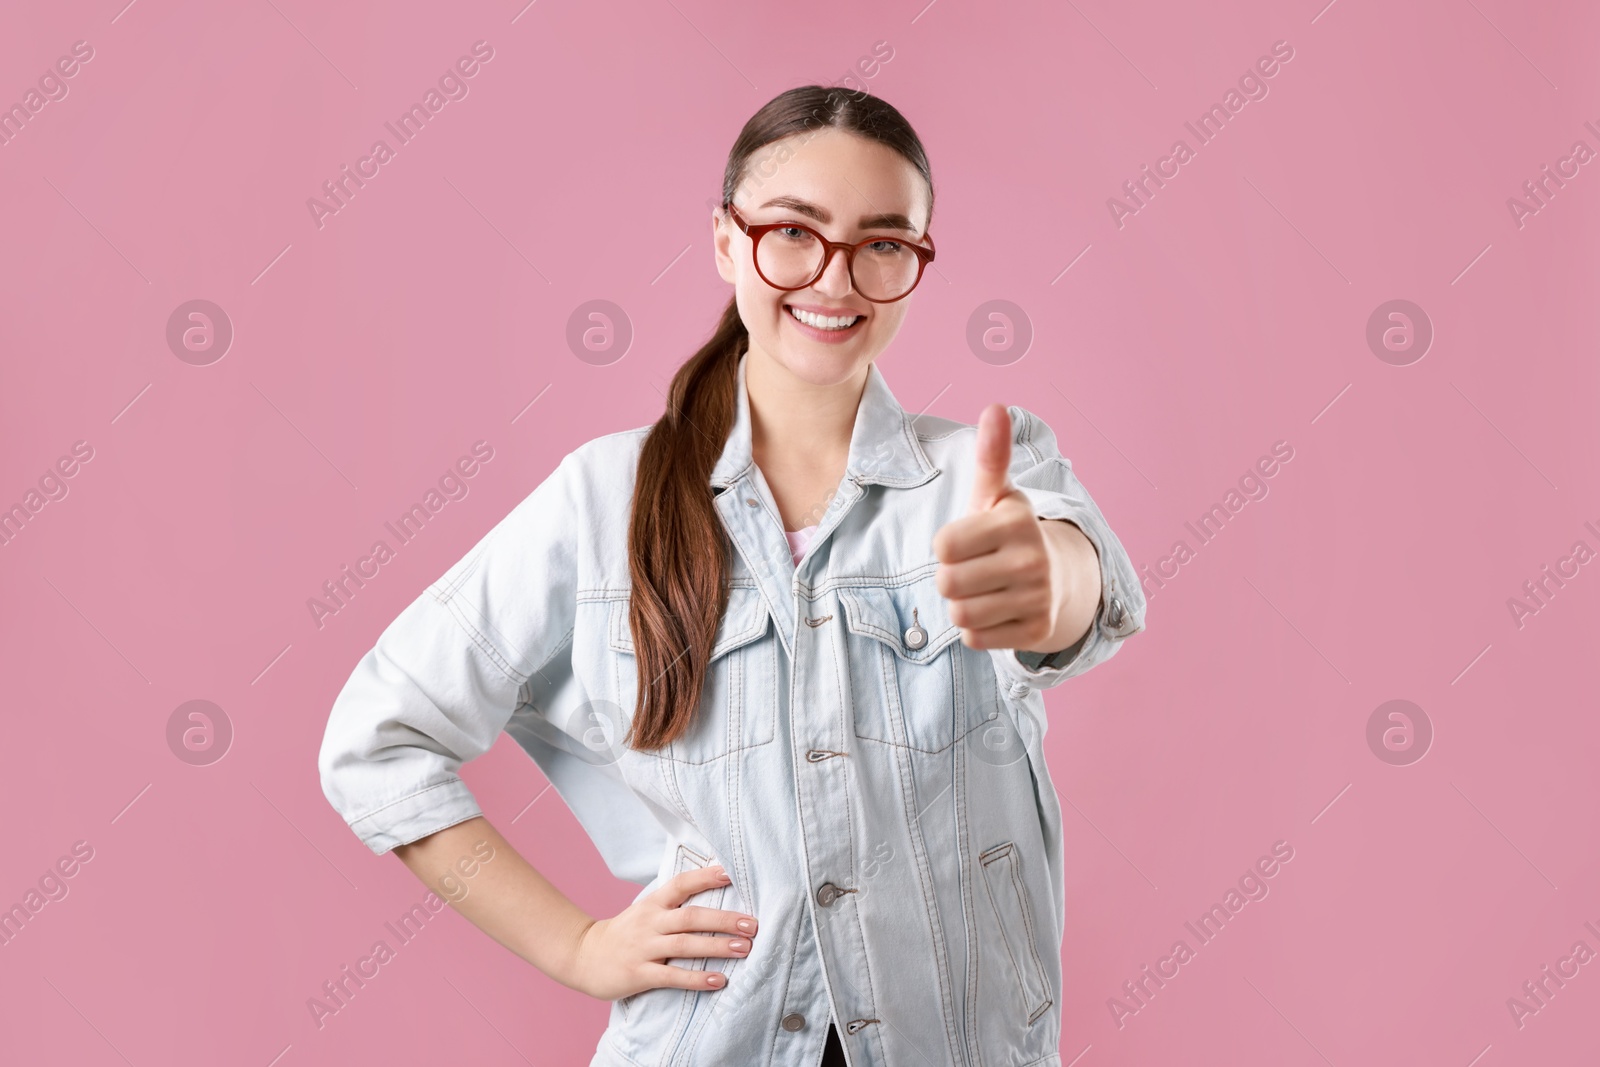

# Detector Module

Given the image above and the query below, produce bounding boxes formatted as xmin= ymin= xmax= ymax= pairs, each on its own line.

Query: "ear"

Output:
xmin=713 ymin=206 xmax=737 ymax=285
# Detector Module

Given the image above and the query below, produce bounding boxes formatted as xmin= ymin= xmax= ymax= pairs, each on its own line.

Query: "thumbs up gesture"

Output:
xmin=933 ymin=404 xmax=1097 ymax=654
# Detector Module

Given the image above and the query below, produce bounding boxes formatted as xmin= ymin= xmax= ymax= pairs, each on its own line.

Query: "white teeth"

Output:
xmin=789 ymin=306 xmax=860 ymax=330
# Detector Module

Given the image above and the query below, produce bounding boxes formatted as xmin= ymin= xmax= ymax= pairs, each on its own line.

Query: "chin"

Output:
xmin=768 ymin=344 xmax=873 ymax=387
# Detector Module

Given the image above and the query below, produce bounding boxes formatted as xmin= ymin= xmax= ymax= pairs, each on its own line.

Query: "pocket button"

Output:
xmin=903 ymin=607 xmax=928 ymax=651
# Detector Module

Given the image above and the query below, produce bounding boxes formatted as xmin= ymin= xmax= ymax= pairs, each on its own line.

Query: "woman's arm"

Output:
xmin=1036 ymin=516 xmax=1104 ymax=654
xmin=320 ymin=449 xmax=756 ymax=1000
xmin=392 ymin=815 xmax=758 ymax=1000
xmin=936 ymin=405 xmax=1104 ymax=654
xmin=392 ymin=816 xmax=596 ymax=988
xmin=935 ymin=403 xmax=1144 ymax=679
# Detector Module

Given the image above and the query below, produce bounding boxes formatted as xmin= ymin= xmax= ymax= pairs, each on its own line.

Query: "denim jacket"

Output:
xmin=318 ymin=353 xmax=1145 ymax=1067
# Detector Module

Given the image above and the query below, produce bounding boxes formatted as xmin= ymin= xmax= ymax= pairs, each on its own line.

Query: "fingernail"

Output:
xmin=707 ymin=972 xmax=724 ymax=987
xmin=730 ymin=939 xmax=749 ymax=953
xmin=736 ymin=919 xmax=756 ymax=933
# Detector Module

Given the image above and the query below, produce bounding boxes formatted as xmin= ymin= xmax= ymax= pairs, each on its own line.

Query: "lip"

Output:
xmin=785 ymin=301 xmax=866 ymax=318
xmin=783 ymin=302 xmax=867 ymax=345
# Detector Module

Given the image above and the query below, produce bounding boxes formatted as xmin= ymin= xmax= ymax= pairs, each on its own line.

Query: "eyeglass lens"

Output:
xmin=755 ymin=227 xmax=920 ymax=300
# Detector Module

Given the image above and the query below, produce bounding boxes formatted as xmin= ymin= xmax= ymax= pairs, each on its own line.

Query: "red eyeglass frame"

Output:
xmin=721 ymin=200 xmax=936 ymax=304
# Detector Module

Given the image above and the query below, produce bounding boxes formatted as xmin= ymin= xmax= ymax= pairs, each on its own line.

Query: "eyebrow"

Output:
xmin=755 ymin=195 xmax=923 ymax=236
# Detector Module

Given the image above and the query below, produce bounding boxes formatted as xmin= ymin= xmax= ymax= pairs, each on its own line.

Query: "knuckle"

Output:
xmin=676 ymin=933 xmax=716 ymax=956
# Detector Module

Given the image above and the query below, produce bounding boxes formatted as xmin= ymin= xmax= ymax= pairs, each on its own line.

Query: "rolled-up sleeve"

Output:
xmin=989 ymin=405 xmax=1146 ymax=692
xmin=318 ymin=452 xmax=581 ymax=855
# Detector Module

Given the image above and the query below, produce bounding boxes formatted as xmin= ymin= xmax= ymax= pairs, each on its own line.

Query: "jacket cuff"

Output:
xmin=991 ymin=490 xmax=1145 ymax=693
xmin=345 ymin=776 xmax=484 ymax=856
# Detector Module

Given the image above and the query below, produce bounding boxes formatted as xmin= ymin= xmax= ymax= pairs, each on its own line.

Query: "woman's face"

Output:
xmin=713 ymin=127 xmax=932 ymax=389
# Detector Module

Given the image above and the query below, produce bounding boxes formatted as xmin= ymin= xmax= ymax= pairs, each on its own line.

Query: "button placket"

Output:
xmin=784 ymin=496 xmax=879 ymax=1059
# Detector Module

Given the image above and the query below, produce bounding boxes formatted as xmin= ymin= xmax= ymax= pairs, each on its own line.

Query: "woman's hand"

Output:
xmin=566 ymin=865 xmax=759 ymax=1001
xmin=933 ymin=403 xmax=1102 ymax=654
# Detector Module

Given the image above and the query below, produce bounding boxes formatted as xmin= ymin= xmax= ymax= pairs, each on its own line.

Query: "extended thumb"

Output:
xmin=968 ymin=403 xmax=1013 ymax=512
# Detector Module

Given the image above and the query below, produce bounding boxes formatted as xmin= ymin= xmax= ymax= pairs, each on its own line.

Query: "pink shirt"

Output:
xmin=784 ymin=524 xmax=819 ymax=565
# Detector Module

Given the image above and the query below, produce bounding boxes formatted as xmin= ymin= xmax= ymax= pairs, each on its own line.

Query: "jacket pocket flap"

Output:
xmin=607 ymin=584 xmax=771 ymax=661
xmin=837 ymin=577 xmax=960 ymax=665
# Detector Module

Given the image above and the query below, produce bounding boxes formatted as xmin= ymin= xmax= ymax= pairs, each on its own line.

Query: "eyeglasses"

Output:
xmin=722 ymin=201 xmax=935 ymax=303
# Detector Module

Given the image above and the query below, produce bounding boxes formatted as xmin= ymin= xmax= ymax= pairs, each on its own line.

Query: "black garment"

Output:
xmin=821 ymin=1021 xmax=847 ymax=1066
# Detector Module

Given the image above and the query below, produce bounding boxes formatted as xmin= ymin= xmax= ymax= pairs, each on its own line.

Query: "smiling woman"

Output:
xmin=319 ymin=83 xmax=1146 ymax=1067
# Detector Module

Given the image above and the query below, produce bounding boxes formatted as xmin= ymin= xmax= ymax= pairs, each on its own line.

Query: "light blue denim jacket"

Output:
xmin=318 ymin=354 xmax=1145 ymax=1067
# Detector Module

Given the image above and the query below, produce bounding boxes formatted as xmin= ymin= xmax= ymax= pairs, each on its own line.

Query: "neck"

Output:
xmin=745 ymin=349 xmax=867 ymax=471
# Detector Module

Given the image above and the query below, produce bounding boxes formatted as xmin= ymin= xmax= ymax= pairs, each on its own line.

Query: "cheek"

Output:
xmin=871 ymin=303 xmax=909 ymax=335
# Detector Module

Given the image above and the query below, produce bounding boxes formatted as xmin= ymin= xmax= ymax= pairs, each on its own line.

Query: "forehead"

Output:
xmin=738 ymin=127 xmax=930 ymax=233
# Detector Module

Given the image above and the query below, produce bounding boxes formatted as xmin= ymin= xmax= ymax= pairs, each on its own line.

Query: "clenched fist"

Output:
xmin=932 ymin=403 xmax=1101 ymax=655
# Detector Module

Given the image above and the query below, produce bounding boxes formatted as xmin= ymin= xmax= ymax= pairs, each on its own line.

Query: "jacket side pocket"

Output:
xmin=618 ymin=844 xmax=731 ymax=1024
xmin=979 ymin=841 xmax=1053 ymax=1025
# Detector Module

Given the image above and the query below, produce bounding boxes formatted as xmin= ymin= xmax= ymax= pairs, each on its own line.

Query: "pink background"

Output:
xmin=2 ymin=0 xmax=1597 ymax=1063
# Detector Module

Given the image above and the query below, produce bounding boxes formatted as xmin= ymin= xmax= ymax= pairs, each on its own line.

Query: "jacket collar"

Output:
xmin=709 ymin=352 xmax=940 ymax=491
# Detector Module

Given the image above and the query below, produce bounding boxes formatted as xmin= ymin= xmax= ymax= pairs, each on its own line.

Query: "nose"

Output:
xmin=811 ymin=243 xmax=856 ymax=298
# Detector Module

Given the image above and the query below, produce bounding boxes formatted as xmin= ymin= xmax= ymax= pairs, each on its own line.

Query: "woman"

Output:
xmin=319 ymin=84 xmax=1145 ymax=1066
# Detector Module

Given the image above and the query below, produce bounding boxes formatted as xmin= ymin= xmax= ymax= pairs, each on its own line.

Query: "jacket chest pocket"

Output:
xmin=607 ymin=584 xmax=776 ymax=764
xmin=837 ymin=574 xmax=999 ymax=753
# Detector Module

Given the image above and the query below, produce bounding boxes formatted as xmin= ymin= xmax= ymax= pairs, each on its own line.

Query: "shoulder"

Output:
xmin=454 ymin=424 xmax=651 ymax=592
xmin=563 ymin=423 xmax=653 ymax=480
xmin=518 ymin=423 xmax=650 ymax=495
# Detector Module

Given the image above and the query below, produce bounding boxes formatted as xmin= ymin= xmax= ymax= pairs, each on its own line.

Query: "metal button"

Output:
xmin=816 ymin=882 xmax=844 ymax=907
xmin=781 ymin=1012 xmax=806 ymax=1032
xmin=1107 ymin=597 xmax=1125 ymax=629
xmin=902 ymin=607 xmax=927 ymax=651
xmin=744 ymin=497 xmax=759 ymax=508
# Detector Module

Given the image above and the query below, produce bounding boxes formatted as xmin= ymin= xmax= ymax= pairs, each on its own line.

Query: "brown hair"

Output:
xmin=623 ymin=84 xmax=934 ymax=751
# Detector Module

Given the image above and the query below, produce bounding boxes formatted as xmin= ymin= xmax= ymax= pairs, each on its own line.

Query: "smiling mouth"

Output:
xmin=786 ymin=304 xmax=864 ymax=331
